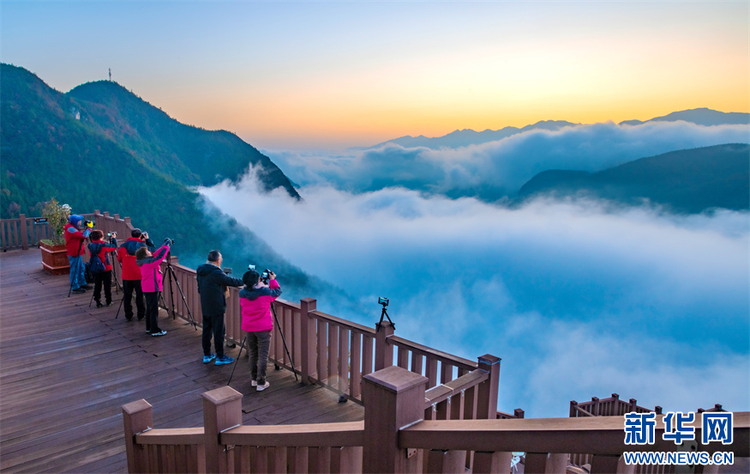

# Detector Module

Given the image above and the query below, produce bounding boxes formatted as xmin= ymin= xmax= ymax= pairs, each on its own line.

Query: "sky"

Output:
xmin=2 ymin=0 xmax=748 ymax=150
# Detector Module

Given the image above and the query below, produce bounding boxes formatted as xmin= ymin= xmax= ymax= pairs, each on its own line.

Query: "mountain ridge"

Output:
xmin=67 ymin=79 xmax=299 ymax=196
xmin=0 ymin=63 xmax=326 ymax=298
xmin=517 ymin=143 xmax=750 ymax=213
xmin=367 ymin=108 xmax=749 ymax=150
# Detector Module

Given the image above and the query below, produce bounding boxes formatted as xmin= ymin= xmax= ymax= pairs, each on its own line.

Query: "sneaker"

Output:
xmin=150 ymin=330 xmax=167 ymax=337
xmin=251 ymin=380 xmax=258 ymax=387
xmin=105 ymin=302 xmax=112 ymax=307
xmin=256 ymin=381 xmax=270 ymax=392
xmin=214 ymin=355 xmax=234 ymax=366
xmin=72 ymin=288 xmax=86 ymax=294
xmin=202 ymin=354 xmax=216 ymax=364
xmin=96 ymin=302 xmax=103 ymax=308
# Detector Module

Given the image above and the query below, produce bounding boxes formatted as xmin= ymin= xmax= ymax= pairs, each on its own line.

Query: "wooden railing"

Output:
xmin=571 ymin=393 xmax=662 ymax=418
xmin=123 ymin=367 xmax=750 ymax=473
xmin=3 ymin=212 xmax=500 ymax=417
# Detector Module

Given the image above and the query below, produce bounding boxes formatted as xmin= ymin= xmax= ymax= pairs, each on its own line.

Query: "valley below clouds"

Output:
xmin=201 ymin=155 xmax=749 ymax=417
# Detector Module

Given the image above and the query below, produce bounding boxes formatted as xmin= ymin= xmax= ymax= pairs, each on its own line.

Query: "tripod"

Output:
xmin=89 ymin=238 xmax=122 ymax=307
xmin=228 ymin=302 xmax=298 ymax=385
xmin=67 ymin=235 xmax=86 ymax=298
xmin=376 ymin=301 xmax=395 ymax=331
xmin=163 ymin=253 xmax=197 ymax=330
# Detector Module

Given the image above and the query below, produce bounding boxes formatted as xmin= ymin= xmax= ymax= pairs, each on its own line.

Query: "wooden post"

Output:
xmin=476 ymin=354 xmax=500 ymax=419
xmin=203 ymin=386 xmax=243 ymax=474
xmin=122 ymin=399 xmax=153 ymax=474
xmin=524 ymin=453 xmax=547 ymax=473
xmin=19 ymin=214 xmax=28 ymax=250
xmin=362 ymin=365 xmax=427 ymax=473
xmin=546 ymin=453 xmax=568 ymax=473
xmin=426 ymin=449 xmax=465 ymax=473
xmin=300 ymin=298 xmax=317 ymax=384
xmin=590 ymin=454 xmax=619 ymax=474
xmin=374 ymin=321 xmax=395 ymax=371
xmin=473 ymin=451 xmax=512 ymax=474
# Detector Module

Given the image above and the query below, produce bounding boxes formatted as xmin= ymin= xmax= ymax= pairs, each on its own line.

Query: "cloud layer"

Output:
xmin=201 ymin=171 xmax=749 ymax=417
xmin=268 ymin=121 xmax=750 ymax=198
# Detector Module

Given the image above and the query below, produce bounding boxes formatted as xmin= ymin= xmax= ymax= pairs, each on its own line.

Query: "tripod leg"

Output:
xmin=114 ymin=295 xmax=125 ymax=319
xmin=227 ymin=335 xmax=247 ymax=386
xmin=271 ymin=304 xmax=298 ymax=382
xmin=167 ymin=264 xmax=197 ymax=330
xmin=89 ymin=287 xmax=95 ymax=307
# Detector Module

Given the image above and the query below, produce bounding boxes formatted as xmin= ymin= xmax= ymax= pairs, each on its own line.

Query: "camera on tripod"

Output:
xmin=376 ymin=296 xmax=394 ymax=330
xmin=164 ymin=237 xmax=174 ymax=246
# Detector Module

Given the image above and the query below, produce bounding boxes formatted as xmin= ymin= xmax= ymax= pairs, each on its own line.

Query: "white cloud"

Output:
xmin=267 ymin=121 xmax=750 ymax=197
xmin=200 ymin=168 xmax=749 ymax=417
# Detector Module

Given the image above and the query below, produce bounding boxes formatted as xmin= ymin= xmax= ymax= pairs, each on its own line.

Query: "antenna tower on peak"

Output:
xmin=109 ymin=68 xmax=112 ymax=81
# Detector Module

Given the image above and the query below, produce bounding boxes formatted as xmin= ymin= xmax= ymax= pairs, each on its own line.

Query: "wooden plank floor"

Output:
xmin=0 ymin=250 xmax=363 ymax=473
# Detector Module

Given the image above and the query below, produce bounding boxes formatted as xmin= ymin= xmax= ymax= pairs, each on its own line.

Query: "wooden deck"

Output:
xmin=0 ymin=250 xmax=363 ymax=473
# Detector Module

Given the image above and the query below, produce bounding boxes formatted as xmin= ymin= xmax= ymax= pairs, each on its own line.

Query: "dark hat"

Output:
xmin=243 ymin=270 xmax=259 ymax=287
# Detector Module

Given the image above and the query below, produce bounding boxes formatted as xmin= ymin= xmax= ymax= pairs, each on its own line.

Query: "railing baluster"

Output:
xmin=318 ymin=319 xmax=328 ymax=384
xmin=339 ymin=328 xmax=349 ymax=394
xmin=328 ymin=323 xmax=339 ymax=390
xmin=350 ymin=331 xmax=362 ymax=398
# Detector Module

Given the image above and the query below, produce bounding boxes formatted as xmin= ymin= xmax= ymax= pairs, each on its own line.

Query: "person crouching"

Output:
xmin=135 ymin=240 xmax=171 ymax=337
xmin=240 ymin=269 xmax=281 ymax=391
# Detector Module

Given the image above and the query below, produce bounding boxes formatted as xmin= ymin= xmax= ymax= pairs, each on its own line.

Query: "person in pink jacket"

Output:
xmin=240 ymin=268 xmax=281 ymax=391
xmin=135 ymin=240 xmax=172 ymax=337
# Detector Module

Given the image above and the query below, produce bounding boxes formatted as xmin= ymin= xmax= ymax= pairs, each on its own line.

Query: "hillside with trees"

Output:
xmin=0 ymin=63 xmax=324 ymax=296
xmin=518 ymin=144 xmax=750 ymax=213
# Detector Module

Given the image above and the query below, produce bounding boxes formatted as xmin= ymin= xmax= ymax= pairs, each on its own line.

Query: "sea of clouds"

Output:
xmin=200 ymin=121 xmax=749 ymax=417
xmin=271 ymin=120 xmax=750 ymax=197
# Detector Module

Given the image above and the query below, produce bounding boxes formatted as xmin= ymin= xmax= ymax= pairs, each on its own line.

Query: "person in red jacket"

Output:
xmin=88 ymin=230 xmax=118 ymax=307
xmin=240 ymin=268 xmax=281 ymax=391
xmin=117 ymin=229 xmax=155 ymax=321
xmin=135 ymin=240 xmax=172 ymax=337
xmin=64 ymin=215 xmax=91 ymax=294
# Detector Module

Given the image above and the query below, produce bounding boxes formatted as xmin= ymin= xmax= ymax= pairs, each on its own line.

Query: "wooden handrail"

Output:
xmin=310 ymin=309 xmax=375 ymax=335
xmin=222 ymin=421 xmax=365 ymax=447
xmin=400 ymin=413 xmax=750 ymax=456
xmin=387 ymin=335 xmax=477 ymax=370
xmin=137 ymin=428 xmax=204 ymax=445
xmin=572 ymin=404 xmax=597 ymax=417
xmin=424 ymin=369 xmax=488 ymax=407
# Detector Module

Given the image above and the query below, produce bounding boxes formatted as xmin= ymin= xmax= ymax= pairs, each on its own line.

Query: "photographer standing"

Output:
xmin=240 ymin=268 xmax=281 ymax=391
xmin=135 ymin=239 xmax=172 ymax=337
xmin=88 ymin=230 xmax=117 ymax=307
xmin=117 ymin=229 xmax=155 ymax=321
xmin=64 ymin=215 xmax=91 ymax=294
xmin=196 ymin=250 xmax=244 ymax=366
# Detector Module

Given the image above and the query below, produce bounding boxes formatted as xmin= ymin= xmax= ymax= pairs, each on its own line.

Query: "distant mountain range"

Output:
xmin=518 ymin=144 xmax=750 ymax=213
xmin=365 ymin=120 xmax=577 ymax=150
xmin=0 ymin=63 xmax=323 ymax=295
xmin=619 ymin=108 xmax=750 ymax=127
xmin=368 ymin=108 xmax=749 ymax=150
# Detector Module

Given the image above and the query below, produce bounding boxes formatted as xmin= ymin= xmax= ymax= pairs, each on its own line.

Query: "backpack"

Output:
xmin=84 ymin=263 xmax=95 ymax=283
xmin=88 ymin=243 xmax=106 ymax=274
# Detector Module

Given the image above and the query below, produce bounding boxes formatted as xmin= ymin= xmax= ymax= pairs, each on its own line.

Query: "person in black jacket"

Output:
xmin=196 ymin=250 xmax=244 ymax=365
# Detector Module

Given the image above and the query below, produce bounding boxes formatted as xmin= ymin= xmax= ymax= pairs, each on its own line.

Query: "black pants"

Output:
xmin=144 ymin=291 xmax=161 ymax=334
xmin=202 ymin=313 xmax=226 ymax=358
xmin=248 ymin=330 xmax=272 ymax=384
xmin=122 ymin=279 xmax=145 ymax=321
xmin=93 ymin=270 xmax=112 ymax=305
